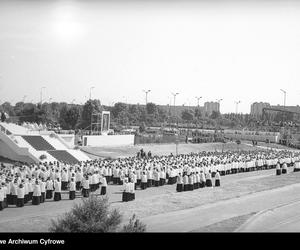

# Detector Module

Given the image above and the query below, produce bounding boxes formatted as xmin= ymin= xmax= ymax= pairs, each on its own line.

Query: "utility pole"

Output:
xmin=143 ymin=89 xmax=151 ymax=105
xmin=40 ymin=87 xmax=46 ymax=104
xmin=216 ymin=99 xmax=223 ymax=113
xmin=280 ymin=89 xmax=286 ymax=107
xmin=89 ymin=86 xmax=95 ymax=100
xmin=172 ymin=92 xmax=179 ymax=156
xmin=172 ymin=92 xmax=179 ymax=116
xmin=195 ymin=96 xmax=202 ymax=107
xmin=235 ymin=100 xmax=241 ymax=114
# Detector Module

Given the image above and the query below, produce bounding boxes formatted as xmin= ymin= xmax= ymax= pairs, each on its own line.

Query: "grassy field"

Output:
xmin=81 ymin=141 xmax=269 ymax=159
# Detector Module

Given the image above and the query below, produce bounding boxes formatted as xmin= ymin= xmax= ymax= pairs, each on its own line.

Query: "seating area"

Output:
xmin=21 ymin=136 xmax=56 ymax=151
xmin=47 ymin=150 xmax=80 ymax=164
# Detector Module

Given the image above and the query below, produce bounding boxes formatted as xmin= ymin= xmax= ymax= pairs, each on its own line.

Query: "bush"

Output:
xmin=39 ymin=154 xmax=47 ymax=160
xmin=49 ymin=195 xmax=146 ymax=233
xmin=121 ymin=214 xmax=146 ymax=232
xmin=49 ymin=196 xmax=122 ymax=232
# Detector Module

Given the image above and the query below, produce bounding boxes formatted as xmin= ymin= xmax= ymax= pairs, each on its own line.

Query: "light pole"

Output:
xmin=216 ymin=98 xmax=223 ymax=113
xmin=280 ymin=89 xmax=286 ymax=107
xmin=172 ymin=92 xmax=179 ymax=155
xmin=40 ymin=87 xmax=46 ymax=104
xmin=89 ymin=86 xmax=95 ymax=100
xmin=235 ymin=100 xmax=241 ymax=114
xmin=172 ymin=92 xmax=179 ymax=116
xmin=195 ymin=96 xmax=202 ymax=107
xmin=143 ymin=89 xmax=151 ymax=105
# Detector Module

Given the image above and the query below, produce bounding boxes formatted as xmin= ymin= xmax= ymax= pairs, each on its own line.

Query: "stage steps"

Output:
xmin=22 ymin=135 xmax=56 ymax=151
xmin=47 ymin=150 xmax=80 ymax=164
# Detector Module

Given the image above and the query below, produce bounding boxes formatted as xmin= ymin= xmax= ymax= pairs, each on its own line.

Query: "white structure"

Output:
xmin=0 ymin=122 xmax=90 ymax=164
xmin=101 ymin=111 xmax=110 ymax=134
xmin=82 ymin=134 xmax=135 ymax=147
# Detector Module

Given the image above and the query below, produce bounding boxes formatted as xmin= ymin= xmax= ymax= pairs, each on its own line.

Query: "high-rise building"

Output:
xmin=204 ymin=102 xmax=220 ymax=115
xmin=250 ymin=102 xmax=271 ymax=117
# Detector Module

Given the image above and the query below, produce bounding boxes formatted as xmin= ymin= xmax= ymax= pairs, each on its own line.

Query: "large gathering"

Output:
xmin=1 ymin=148 xmax=300 ymax=210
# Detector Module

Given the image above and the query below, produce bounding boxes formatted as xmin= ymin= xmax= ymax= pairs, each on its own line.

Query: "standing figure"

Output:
xmin=53 ymin=178 xmax=62 ymax=201
xmin=16 ymin=183 xmax=25 ymax=207
xmin=183 ymin=174 xmax=189 ymax=191
xmin=282 ymin=163 xmax=287 ymax=174
xmin=69 ymin=178 xmax=76 ymax=200
xmin=206 ymin=171 xmax=213 ymax=187
xmin=0 ymin=186 xmax=4 ymax=211
xmin=129 ymin=180 xmax=135 ymax=201
xmin=40 ymin=179 xmax=46 ymax=203
xmin=100 ymin=175 xmax=107 ymax=195
xmin=122 ymin=179 xmax=130 ymax=202
xmin=82 ymin=175 xmax=90 ymax=198
xmin=32 ymin=180 xmax=41 ymax=205
xmin=215 ymin=171 xmax=221 ymax=187
xmin=141 ymin=172 xmax=147 ymax=190
xmin=176 ymin=173 xmax=183 ymax=192
xmin=46 ymin=178 xmax=54 ymax=199
xmin=276 ymin=163 xmax=281 ymax=176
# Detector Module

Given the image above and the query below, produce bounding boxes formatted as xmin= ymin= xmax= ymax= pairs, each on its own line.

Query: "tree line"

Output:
xmin=0 ymin=100 xmax=295 ymax=131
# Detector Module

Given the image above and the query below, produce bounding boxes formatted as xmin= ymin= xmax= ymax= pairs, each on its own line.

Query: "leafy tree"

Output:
xmin=14 ymin=102 xmax=25 ymax=116
xmin=139 ymin=122 xmax=146 ymax=133
xmin=146 ymin=102 xmax=157 ymax=115
xmin=59 ymin=105 xmax=69 ymax=129
xmin=18 ymin=103 xmax=48 ymax=123
xmin=1 ymin=112 xmax=7 ymax=122
xmin=80 ymin=99 xmax=102 ymax=129
xmin=181 ymin=109 xmax=194 ymax=121
xmin=112 ymin=102 xmax=128 ymax=118
xmin=210 ymin=111 xmax=220 ymax=119
xmin=64 ymin=106 xmax=80 ymax=129
xmin=1 ymin=102 xmax=15 ymax=117
xmin=194 ymin=108 xmax=203 ymax=119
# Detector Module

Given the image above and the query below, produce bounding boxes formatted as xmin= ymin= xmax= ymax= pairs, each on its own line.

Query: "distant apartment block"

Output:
xmin=204 ymin=102 xmax=220 ymax=115
xmin=250 ymin=102 xmax=271 ymax=117
xmin=270 ymin=105 xmax=300 ymax=113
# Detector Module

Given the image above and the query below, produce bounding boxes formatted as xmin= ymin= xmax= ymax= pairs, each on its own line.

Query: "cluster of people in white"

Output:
xmin=21 ymin=122 xmax=48 ymax=131
xmin=0 ymin=148 xmax=300 ymax=210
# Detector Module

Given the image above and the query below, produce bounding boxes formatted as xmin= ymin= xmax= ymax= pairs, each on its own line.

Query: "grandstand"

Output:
xmin=0 ymin=122 xmax=90 ymax=164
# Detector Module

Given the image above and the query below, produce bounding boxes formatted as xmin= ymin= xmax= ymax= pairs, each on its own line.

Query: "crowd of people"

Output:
xmin=1 ymin=147 xmax=300 ymax=211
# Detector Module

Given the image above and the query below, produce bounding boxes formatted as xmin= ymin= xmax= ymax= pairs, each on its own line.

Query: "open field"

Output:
xmin=1 ymin=141 xmax=300 ymax=232
xmin=80 ymin=141 xmax=275 ymax=159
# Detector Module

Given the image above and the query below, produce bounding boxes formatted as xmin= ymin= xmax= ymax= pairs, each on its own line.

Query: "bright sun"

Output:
xmin=50 ymin=5 xmax=85 ymax=43
xmin=54 ymin=20 xmax=84 ymax=42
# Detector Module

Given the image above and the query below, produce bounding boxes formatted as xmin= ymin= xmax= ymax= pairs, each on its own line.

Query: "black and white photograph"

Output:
xmin=1 ymin=0 xmax=300 ymax=242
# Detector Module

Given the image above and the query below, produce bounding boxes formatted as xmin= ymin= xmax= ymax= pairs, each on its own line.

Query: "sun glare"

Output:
xmin=50 ymin=4 xmax=85 ymax=44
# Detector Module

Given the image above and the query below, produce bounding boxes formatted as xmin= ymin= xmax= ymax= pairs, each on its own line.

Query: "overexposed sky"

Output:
xmin=0 ymin=0 xmax=300 ymax=113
